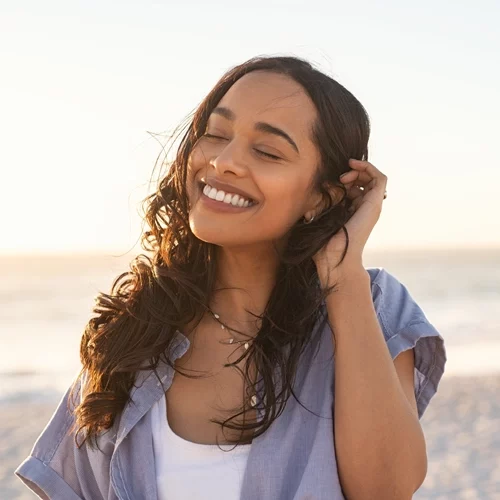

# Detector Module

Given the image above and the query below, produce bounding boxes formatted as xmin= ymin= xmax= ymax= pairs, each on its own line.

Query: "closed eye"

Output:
xmin=203 ymin=133 xmax=282 ymax=161
xmin=203 ymin=133 xmax=226 ymax=140
xmin=255 ymin=150 xmax=281 ymax=161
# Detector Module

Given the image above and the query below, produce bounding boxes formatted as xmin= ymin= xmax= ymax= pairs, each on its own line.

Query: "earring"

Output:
xmin=303 ymin=215 xmax=315 ymax=224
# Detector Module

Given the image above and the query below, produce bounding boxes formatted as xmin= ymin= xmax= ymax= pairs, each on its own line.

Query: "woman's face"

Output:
xmin=187 ymin=70 xmax=323 ymax=248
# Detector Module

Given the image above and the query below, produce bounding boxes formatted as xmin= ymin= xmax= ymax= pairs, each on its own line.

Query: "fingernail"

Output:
xmin=340 ymin=172 xmax=349 ymax=179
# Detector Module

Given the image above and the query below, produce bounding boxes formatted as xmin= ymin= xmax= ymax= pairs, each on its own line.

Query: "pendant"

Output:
xmin=250 ymin=395 xmax=257 ymax=407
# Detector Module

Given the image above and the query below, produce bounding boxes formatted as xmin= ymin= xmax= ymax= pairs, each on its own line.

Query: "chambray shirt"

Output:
xmin=15 ymin=268 xmax=447 ymax=499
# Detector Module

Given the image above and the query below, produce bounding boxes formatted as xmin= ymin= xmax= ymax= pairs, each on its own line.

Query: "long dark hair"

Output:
xmin=70 ymin=55 xmax=370 ymax=450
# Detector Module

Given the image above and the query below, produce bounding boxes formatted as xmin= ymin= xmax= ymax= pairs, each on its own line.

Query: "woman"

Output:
xmin=15 ymin=55 xmax=446 ymax=499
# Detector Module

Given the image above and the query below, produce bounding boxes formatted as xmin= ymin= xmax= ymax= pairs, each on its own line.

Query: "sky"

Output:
xmin=1 ymin=0 xmax=499 ymax=254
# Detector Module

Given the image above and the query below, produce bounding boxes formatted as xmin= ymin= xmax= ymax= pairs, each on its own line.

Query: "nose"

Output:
xmin=209 ymin=139 xmax=247 ymax=176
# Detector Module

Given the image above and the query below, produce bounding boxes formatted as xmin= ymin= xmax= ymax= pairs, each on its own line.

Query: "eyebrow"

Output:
xmin=211 ymin=106 xmax=300 ymax=154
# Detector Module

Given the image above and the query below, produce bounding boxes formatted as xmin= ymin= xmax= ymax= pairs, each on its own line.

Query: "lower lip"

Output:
xmin=199 ymin=187 xmax=257 ymax=213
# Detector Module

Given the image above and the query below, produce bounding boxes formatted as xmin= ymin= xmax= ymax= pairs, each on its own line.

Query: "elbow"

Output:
xmin=338 ymin=422 xmax=429 ymax=499
xmin=412 ymin=452 xmax=428 ymax=495
xmin=341 ymin=453 xmax=428 ymax=500
xmin=343 ymin=480 xmax=419 ymax=500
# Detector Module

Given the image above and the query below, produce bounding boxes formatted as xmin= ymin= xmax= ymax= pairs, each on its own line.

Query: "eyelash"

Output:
xmin=203 ymin=133 xmax=282 ymax=161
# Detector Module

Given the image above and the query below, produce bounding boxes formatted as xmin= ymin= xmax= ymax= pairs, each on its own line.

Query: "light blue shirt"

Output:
xmin=15 ymin=268 xmax=447 ymax=499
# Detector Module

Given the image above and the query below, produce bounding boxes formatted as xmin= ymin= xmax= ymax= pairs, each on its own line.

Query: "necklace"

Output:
xmin=208 ymin=307 xmax=254 ymax=351
xmin=207 ymin=306 xmax=258 ymax=407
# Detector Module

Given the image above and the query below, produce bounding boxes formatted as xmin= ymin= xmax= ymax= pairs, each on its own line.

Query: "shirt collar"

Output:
xmin=115 ymin=330 xmax=190 ymax=449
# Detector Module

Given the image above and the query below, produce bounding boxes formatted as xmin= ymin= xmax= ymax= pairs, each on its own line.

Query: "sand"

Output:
xmin=2 ymin=373 xmax=500 ymax=499
xmin=414 ymin=373 xmax=500 ymax=499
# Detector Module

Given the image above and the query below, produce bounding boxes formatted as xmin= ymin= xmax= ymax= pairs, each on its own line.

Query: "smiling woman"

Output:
xmin=15 ymin=55 xmax=446 ymax=500
xmin=187 ymin=71 xmax=326 ymax=250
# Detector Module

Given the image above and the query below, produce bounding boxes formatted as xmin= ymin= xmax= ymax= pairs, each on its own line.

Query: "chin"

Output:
xmin=188 ymin=216 xmax=258 ymax=248
xmin=189 ymin=215 xmax=233 ymax=245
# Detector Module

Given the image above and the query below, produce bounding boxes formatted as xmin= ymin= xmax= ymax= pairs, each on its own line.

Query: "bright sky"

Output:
xmin=1 ymin=0 xmax=498 ymax=254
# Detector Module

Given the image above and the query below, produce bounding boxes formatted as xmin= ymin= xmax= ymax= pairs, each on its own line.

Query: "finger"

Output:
xmin=341 ymin=161 xmax=383 ymax=184
xmin=342 ymin=175 xmax=373 ymax=192
xmin=350 ymin=178 xmax=386 ymax=201
xmin=345 ymin=185 xmax=364 ymax=200
xmin=340 ymin=170 xmax=373 ymax=186
xmin=350 ymin=162 xmax=387 ymax=196
xmin=348 ymin=159 xmax=387 ymax=182
xmin=344 ymin=176 xmax=380 ymax=189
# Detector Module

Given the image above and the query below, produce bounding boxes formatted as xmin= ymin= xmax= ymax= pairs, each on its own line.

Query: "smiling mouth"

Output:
xmin=199 ymin=182 xmax=257 ymax=208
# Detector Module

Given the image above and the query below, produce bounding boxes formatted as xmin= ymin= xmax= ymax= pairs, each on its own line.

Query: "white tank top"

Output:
xmin=151 ymin=394 xmax=252 ymax=499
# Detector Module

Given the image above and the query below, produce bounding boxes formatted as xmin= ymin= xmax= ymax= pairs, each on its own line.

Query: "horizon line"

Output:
xmin=0 ymin=244 xmax=499 ymax=258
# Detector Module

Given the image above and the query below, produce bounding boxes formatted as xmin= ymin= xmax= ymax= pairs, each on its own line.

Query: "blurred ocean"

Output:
xmin=1 ymin=248 xmax=499 ymax=405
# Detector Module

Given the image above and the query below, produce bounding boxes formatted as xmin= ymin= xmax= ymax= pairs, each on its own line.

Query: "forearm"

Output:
xmin=325 ymin=269 xmax=426 ymax=499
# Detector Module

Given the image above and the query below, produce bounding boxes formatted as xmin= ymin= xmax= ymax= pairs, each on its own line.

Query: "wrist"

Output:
xmin=318 ymin=264 xmax=369 ymax=292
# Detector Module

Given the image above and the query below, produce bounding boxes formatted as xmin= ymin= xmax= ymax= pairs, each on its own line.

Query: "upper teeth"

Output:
xmin=202 ymin=184 xmax=253 ymax=207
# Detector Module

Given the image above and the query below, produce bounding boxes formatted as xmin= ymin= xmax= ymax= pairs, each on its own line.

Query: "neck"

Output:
xmin=210 ymin=244 xmax=279 ymax=331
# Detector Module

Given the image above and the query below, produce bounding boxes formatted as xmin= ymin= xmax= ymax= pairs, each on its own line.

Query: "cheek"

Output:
xmin=187 ymin=148 xmax=202 ymax=178
xmin=188 ymin=142 xmax=217 ymax=171
xmin=261 ymin=178 xmax=306 ymax=221
xmin=188 ymin=144 xmax=206 ymax=165
xmin=186 ymin=149 xmax=206 ymax=195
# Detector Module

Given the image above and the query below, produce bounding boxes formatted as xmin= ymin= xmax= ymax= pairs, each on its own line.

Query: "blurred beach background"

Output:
xmin=1 ymin=0 xmax=499 ymax=498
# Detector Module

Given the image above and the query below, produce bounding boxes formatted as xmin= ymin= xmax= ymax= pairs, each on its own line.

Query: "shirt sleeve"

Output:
xmin=14 ymin=373 xmax=111 ymax=499
xmin=368 ymin=267 xmax=447 ymax=419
